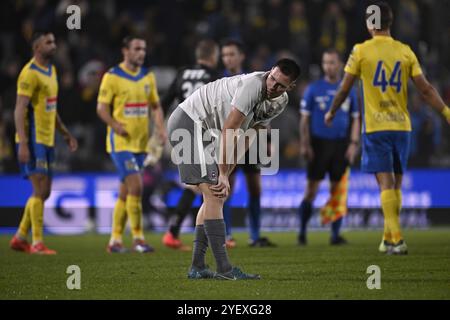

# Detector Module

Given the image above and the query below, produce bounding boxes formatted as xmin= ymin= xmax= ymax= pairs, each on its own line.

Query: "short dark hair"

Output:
xmin=322 ymin=48 xmax=342 ymax=61
xmin=220 ymin=38 xmax=245 ymax=54
xmin=275 ymin=58 xmax=301 ymax=82
xmin=31 ymin=30 xmax=53 ymax=46
xmin=122 ymin=35 xmax=146 ymax=48
xmin=366 ymin=1 xmax=393 ymax=31
xmin=195 ymin=39 xmax=218 ymax=60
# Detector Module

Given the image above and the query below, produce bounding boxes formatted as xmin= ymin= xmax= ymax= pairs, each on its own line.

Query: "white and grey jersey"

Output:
xmin=179 ymin=71 xmax=288 ymax=131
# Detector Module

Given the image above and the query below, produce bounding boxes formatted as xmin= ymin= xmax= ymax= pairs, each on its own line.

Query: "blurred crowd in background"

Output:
xmin=0 ymin=0 xmax=449 ymax=174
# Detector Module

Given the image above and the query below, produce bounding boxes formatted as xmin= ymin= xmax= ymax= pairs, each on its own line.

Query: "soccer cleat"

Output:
xmin=162 ymin=231 xmax=191 ymax=251
xmin=378 ymin=240 xmax=393 ymax=253
xmin=387 ymin=240 xmax=408 ymax=255
xmin=249 ymin=237 xmax=277 ymax=248
xmin=214 ymin=266 xmax=261 ymax=280
xmin=106 ymin=242 xmax=129 ymax=253
xmin=298 ymin=234 xmax=307 ymax=246
xmin=10 ymin=235 xmax=31 ymax=253
xmin=225 ymin=238 xmax=237 ymax=249
xmin=330 ymin=236 xmax=348 ymax=245
xmin=30 ymin=242 xmax=56 ymax=255
xmin=187 ymin=266 xmax=215 ymax=279
xmin=132 ymin=239 xmax=154 ymax=253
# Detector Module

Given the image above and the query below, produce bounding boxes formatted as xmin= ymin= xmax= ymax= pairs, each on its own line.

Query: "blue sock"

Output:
xmin=248 ymin=195 xmax=261 ymax=241
xmin=299 ymin=200 xmax=312 ymax=236
xmin=223 ymin=199 xmax=232 ymax=238
xmin=331 ymin=217 xmax=343 ymax=241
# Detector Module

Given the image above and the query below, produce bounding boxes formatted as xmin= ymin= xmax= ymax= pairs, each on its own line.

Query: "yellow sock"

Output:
xmin=382 ymin=220 xmax=392 ymax=243
xmin=18 ymin=198 xmax=32 ymax=238
xmin=126 ymin=195 xmax=144 ymax=240
xmin=111 ymin=198 xmax=127 ymax=243
xmin=29 ymin=197 xmax=44 ymax=245
xmin=381 ymin=190 xmax=402 ymax=244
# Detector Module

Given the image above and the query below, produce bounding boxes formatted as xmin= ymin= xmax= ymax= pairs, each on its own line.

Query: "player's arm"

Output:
xmin=325 ymin=72 xmax=357 ymax=126
xmin=210 ymin=107 xmax=246 ymax=198
xmin=345 ymin=114 xmax=360 ymax=164
xmin=412 ymin=74 xmax=450 ymax=124
xmin=148 ymin=73 xmax=167 ymax=143
xmin=56 ymin=113 xmax=78 ymax=152
xmin=96 ymin=103 xmax=129 ymax=137
xmin=149 ymin=101 xmax=167 ymax=143
xmin=14 ymin=95 xmax=31 ymax=163
xmin=299 ymin=114 xmax=313 ymax=161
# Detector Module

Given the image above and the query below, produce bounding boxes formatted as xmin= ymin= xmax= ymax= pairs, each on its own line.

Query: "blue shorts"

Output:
xmin=110 ymin=151 xmax=146 ymax=181
xmin=361 ymin=131 xmax=411 ymax=174
xmin=17 ymin=142 xmax=55 ymax=178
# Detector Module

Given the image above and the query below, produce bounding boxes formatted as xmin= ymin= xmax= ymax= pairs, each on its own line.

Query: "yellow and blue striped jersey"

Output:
xmin=344 ymin=35 xmax=422 ymax=133
xmin=97 ymin=63 xmax=160 ymax=153
xmin=16 ymin=59 xmax=58 ymax=146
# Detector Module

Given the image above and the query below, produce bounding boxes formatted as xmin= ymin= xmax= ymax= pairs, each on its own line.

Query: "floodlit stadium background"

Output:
xmin=0 ymin=0 xmax=449 ymax=233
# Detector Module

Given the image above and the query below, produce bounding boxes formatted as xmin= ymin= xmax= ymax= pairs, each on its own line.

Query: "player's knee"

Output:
xmin=34 ymin=189 xmax=50 ymax=201
xmin=125 ymin=175 xmax=143 ymax=196
xmin=128 ymin=185 xmax=142 ymax=196
xmin=203 ymin=191 xmax=226 ymax=206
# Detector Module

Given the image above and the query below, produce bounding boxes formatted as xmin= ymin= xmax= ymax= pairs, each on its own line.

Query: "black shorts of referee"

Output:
xmin=307 ymin=136 xmax=349 ymax=182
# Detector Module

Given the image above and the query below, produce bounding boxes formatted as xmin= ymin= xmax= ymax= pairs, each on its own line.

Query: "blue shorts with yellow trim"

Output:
xmin=110 ymin=151 xmax=146 ymax=181
xmin=17 ymin=142 xmax=55 ymax=178
xmin=361 ymin=131 xmax=411 ymax=174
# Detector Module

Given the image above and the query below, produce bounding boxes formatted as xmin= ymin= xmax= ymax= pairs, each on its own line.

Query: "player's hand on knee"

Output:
xmin=18 ymin=142 xmax=30 ymax=163
xmin=209 ymin=175 xmax=230 ymax=198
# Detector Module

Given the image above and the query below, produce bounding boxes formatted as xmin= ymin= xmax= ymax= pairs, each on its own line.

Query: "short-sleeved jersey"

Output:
xmin=97 ymin=63 xmax=160 ymax=153
xmin=344 ymin=35 xmax=422 ymax=133
xmin=300 ymin=78 xmax=359 ymax=139
xmin=16 ymin=59 xmax=58 ymax=147
xmin=179 ymin=71 xmax=288 ymax=132
xmin=162 ymin=64 xmax=219 ymax=109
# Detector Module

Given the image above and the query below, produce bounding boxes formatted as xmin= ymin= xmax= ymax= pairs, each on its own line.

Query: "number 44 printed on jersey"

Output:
xmin=373 ymin=61 xmax=402 ymax=93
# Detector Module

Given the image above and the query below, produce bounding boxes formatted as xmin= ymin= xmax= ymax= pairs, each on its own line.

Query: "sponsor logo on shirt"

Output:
xmin=46 ymin=97 xmax=57 ymax=112
xmin=124 ymin=102 xmax=148 ymax=117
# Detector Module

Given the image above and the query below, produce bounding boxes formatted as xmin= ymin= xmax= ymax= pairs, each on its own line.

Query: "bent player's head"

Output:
xmin=365 ymin=1 xmax=393 ymax=35
xmin=122 ymin=35 xmax=146 ymax=68
xmin=266 ymin=58 xmax=300 ymax=99
xmin=195 ymin=39 xmax=219 ymax=68
xmin=322 ymin=48 xmax=342 ymax=81
xmin=31 ymin=30 xmax=56 ymax=60
xmin=221 ymin=39 xmax=245 ymax=73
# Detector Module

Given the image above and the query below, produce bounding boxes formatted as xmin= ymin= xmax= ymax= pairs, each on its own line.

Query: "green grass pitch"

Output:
xmin=1 ymin=230 xmax=449 ymax=300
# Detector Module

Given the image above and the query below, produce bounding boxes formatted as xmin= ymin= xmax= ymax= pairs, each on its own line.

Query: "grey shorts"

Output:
xmin=167 ymin=107 xmax=219 ymax=185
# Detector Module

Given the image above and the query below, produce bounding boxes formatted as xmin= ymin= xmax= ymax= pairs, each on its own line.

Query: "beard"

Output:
xmin=43 ymin=49 xmax=56 ymax=60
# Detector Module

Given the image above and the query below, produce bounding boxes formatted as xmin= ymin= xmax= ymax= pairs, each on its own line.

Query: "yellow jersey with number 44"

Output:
xmin=344 ymin=35 xmax=422 ymax=133
xmin=98 ymin=63 xmax=160 ymax=153
xmin=15 ymin=59 xmax=58 ymax=146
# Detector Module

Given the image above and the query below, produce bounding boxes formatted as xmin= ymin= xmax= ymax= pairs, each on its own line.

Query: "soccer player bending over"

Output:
xmin=325 ymin=2 xmax=450 ymax=255
xmin=10 ymin=30 xmax=78 ymax=254
xmin=168 ymin=59 xmax=300 ymax=279
xmin=97 ymin=35 xmax=167 ymax=253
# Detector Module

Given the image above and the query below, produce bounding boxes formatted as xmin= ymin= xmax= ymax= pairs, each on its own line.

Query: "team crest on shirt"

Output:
xmin=144 ymin=84 xmax=150 ymax=96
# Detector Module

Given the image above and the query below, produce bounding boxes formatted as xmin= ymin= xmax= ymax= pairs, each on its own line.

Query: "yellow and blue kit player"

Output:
xmin=97 ymin=35 xmax=167 ymax=254
xmin=10 ymin=31 xmax=78 ymax=255
xmin=325 ymin=2 xmax=450 ymax=255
